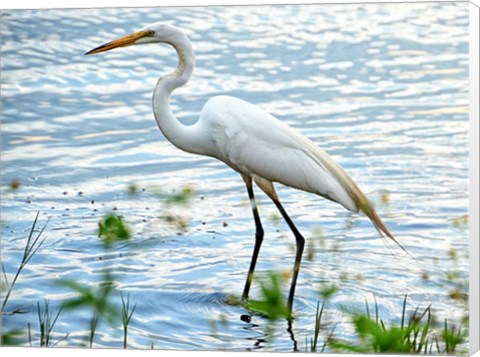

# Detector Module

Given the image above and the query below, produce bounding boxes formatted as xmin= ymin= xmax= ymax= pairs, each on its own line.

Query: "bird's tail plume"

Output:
xmin=357 ymin=196 xmax=410 ymax=255
xmin=301 ymin=134 xmax=410 ymax=255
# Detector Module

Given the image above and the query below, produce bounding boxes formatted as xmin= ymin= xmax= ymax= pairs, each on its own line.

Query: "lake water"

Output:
xmin=0 ymin=2 xmax=470 ymax=352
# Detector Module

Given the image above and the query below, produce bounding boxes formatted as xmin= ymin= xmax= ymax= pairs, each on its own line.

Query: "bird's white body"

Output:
xmin=198 ymin=95 xmax=357 ymax=211
xmin=87 ymin=22 xmax=405 ymax=314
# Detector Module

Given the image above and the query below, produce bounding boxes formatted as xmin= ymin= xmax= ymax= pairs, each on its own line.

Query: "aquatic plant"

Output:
xmin=153 ymin=185 xmax=195 ymax=205
xmin=308 ymin=301 xmax=328 ymax=352
xmin=98 ymin=213 xmax=131 ymax=246
xmin=318 ymin=283 xmax=339 ymax=300
xmin=146 ymin=184 xmax=195 ymax=230
xmin=329 ymin=295 xmax=467 ymax=355
xmin=1 ymin=212 xmax=48 ymax=314
xmin=0 ymin=328 xmax=24 ymax=346
xmin=36 ymin=299 xmax=68 ymax=347
xmin=247 ymin=271 xmax=290 ymax=320
xmin=120 ymin=292 xmax=137 ymax=349
xmin=8 ymin=179 xmax=21 ymax=191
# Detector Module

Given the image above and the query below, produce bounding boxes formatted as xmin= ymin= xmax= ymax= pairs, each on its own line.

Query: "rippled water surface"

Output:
xmin=1 ymin=3 xmax=470 ymax=351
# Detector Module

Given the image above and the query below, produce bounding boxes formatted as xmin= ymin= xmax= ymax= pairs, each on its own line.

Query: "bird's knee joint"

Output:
xmin=295 ymin=234 xmax=305 ymax=246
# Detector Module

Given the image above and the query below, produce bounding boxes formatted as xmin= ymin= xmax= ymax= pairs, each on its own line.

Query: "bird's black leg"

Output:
xmin=252 ymin=175 xmax=305 ymax=316
xmin=241 ymin=175 xmax=265 ymax=303
xmin=271 ymin=198 xmax=305 ymax=315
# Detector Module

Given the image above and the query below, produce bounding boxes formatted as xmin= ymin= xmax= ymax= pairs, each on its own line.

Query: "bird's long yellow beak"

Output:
xmin=85 ymin=30 xmax=153 ymax=55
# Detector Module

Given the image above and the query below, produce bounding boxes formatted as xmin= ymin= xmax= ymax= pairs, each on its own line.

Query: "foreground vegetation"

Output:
xmin=246 ymin=272 xmax=467 ymax=354
xmin=0 ymin=184 xmax=469 ymax=352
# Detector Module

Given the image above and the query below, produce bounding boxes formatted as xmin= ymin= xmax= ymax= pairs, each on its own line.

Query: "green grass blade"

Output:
xmin=401 ymin=294 xmax=407 ymax=331
xmin=1 ymin=214 xmax=48 ymax=313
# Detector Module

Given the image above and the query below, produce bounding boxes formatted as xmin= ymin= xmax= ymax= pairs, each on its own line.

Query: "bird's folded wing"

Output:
xmin=203 ymin=95 xmax=359 ymax=211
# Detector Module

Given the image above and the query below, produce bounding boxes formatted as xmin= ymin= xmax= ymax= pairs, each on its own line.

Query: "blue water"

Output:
xmin=1 ymin=3 xmax=470 ymax=351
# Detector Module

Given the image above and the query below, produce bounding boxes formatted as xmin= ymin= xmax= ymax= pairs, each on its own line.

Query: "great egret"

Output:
xmin=86 ymin=23 xmax=405 ymax=315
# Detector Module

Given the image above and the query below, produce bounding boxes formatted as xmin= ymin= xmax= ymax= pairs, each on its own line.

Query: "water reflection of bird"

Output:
xmin=86 ymin=23 xmax=406 ymax=316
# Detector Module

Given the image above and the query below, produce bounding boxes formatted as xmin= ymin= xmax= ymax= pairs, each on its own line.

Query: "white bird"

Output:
xmin=86 ymin=23 xmax=406 ymax=315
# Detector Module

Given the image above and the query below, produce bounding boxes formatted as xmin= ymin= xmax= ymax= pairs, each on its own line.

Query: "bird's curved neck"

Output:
xmin=152 ymin=33 xmax=205 ymax=155
xmin=158 ymin=36 xmax=194 ymax=93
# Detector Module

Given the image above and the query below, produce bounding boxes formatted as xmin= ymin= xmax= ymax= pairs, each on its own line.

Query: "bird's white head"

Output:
xmin=85 ymin=22 xmax=185 ymax=55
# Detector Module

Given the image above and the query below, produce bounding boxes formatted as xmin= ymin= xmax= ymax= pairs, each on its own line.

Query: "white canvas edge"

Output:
xmin=469 ymin=2 xmax=480 ymax=356
xmin=1 ymin=1 xmax=478 ymax=357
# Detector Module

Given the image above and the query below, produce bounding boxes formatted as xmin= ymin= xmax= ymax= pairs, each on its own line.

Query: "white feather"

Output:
xmin=199 ymin=95 xmax=358 ymax=211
